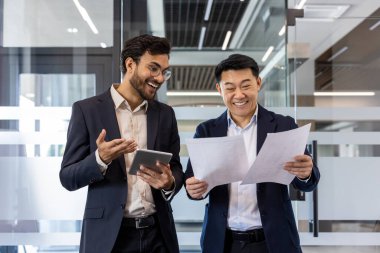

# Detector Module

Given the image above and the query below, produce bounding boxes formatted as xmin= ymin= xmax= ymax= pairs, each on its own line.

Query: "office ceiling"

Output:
xmin=2 ymin=0 xmax=380 ymax=94
xmin=163 ymin=0 xmax=249 ymax=48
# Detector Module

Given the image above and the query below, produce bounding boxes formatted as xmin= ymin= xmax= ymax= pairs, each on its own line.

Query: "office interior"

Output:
xmin=0 ymin=0 xmax=380 ymax=252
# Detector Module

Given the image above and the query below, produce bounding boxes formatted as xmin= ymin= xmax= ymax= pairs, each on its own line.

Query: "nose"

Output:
xmin=234 ymin=87 xmax=245 ymax=98
xmin=153 ymin=71 xmax=165 ymax=84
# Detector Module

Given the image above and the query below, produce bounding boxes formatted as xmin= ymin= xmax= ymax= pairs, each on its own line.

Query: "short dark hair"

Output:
xmin=120 ymin=34 xmax=171 ymax=75
xmin=214 ymin=54 xmax=260 ymax=83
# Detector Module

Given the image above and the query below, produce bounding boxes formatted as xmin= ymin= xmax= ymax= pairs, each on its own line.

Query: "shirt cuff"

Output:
xmin=161 ymin=176 xmax=176 ymax=201
xmin=95 ymin=149 xmax=111 ymax=174
xmin=297 ymin=174 xmax=311 ymax=183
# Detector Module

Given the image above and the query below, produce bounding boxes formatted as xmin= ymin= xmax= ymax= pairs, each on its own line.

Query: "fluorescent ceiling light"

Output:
xmin=314 ymin=91 xmax=375 ymax=96
xmin=198 ymin=27 xmax=206 ymax=50
xmin=327 ymin=46 xmax=348 ymax=62
xmin=304 ymin=5 xmax=350 ymax=19
xmin=278 ymin=25 xmax=286 ymax=36
xmin=67 ymin=28 xmax=78 ymax=33
xmin=222 ymin=31 xmax=232 ymax=50
xmin=262 ymin=46 xmax=274 ymax=62
xmin=100 ymin=42 xmax=107 ymax=48
xmin=73 ymin=0 xmax=99 ymax=34
xmin=167 ymin=91 xmax=220 ymax=97
xmin=369 ymin=20 xmax=380 ymax=31
xmin=296 ymin=0 xmax=307 ymax=9
xmin=204 ymin=0 xmax=214 ymax=21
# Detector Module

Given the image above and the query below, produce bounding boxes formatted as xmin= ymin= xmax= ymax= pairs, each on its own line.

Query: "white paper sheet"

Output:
xmin=241 ymin=123 xmax=311 ymax=185
xmin=186 ymin=135 xmax=249 ymax=195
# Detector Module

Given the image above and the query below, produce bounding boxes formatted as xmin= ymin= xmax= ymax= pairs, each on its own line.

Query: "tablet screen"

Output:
xmin=128 ymin=149 xmax=173 ymax=175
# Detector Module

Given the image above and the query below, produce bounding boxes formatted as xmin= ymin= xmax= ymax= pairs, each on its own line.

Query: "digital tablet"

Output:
xmin=129 ymin=149 xmax=173 ymax=175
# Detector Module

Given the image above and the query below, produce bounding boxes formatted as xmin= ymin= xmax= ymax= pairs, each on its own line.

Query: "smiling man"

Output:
xmin=60 ymin=34 xmax=183 ymax=253
xmin=185 ymin=54 xmax=320 ymax=253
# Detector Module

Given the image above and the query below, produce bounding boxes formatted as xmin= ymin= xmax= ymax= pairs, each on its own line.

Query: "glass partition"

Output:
xmin=0 ymin=0 xmax=114 ymax=252
xmin=291 ymin=2 xmax=380 ymax=252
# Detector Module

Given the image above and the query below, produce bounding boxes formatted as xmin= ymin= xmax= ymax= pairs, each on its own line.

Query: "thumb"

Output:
xmin=96 ymin=129 xmax=106 ymax=146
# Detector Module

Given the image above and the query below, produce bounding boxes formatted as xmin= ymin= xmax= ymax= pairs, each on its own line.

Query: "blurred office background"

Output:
xmin=0 ymin=0 xmax=380 ymax=252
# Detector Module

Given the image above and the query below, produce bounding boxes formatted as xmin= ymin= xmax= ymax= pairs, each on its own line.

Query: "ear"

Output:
xmin=257 ymin=77 xmax=262 ymax=91
xmin=125 ymin=57 xmax=135 ymax=74
xmin=216 ymin=83 xmax=222 ymax=96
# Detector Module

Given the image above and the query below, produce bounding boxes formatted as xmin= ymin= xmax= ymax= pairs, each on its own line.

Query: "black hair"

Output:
xmin=214 ymin=54 xmax=260 ymax=83
xmin=120 ymin=34 xmax=171 ymax=75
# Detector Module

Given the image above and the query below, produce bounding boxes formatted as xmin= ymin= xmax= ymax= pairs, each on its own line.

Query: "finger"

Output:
xmin=294 ymin=155 xmax=311 ymax=161
xmin=156 ymin=161 xmax=171 ymax=174
xmin=186 ymin=181 xmax=208 ymax=191
xmin=284 ymin=160 xmax=312 ymax=169
xmin=186 ymin=177 xmax=202 ymax=185
xmin=139 ymin=166 xmax=159 ymax=178
xmin=96 ymin=129 xmax=106 ymax=146
xmin=188 ymin=184 xmax=208 ymax=194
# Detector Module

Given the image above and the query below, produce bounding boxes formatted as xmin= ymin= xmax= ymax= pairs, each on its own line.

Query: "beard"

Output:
xmin=129 ymin=71 xmax=159 ymax=101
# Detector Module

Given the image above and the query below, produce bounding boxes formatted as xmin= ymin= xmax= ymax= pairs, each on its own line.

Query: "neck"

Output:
xmin=116 ymin=79 xmax=143 ymax=111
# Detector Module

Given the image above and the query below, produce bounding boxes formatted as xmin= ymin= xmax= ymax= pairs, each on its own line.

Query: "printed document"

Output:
xmin=186 ymin=123 xmax=311 ymax=193
xmin=186 ymin=135 xmax=249 ymax=195
xmin=241 ymin=123 xmax=311 ymax=185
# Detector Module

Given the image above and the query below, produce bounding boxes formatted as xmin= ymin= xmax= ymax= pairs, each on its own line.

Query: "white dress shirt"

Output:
xmin=97 ymin=84 xmax=156 ymax=218
xmin=227 ymin=105 xmax=262 ymax=231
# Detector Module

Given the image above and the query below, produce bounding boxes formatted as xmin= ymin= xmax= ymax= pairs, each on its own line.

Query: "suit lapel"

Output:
xmin=256 ymin=105 xmax=276 ymax=193
xmin=257 ymin=105 xmax=276 ymax=154
xmin=146 ymin=101 xmax=159 ymax=150
xmin=97 ymin=90 xmax=126 ymax=175
xmin=211 ymin=111 xmax=228 ymax=137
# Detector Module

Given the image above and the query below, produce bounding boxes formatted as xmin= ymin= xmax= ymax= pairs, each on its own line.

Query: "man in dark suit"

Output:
xmin=185 ymin=54 xmax=320 ymax=253
xmin=60 ymin=34 xmax=183 ymax=253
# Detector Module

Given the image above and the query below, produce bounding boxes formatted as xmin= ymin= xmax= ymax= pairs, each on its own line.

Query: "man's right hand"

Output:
xmin=185 ymin=177 xmax=208 ymax=199
xmin=96 ymin=129 xmax=137 ymax=164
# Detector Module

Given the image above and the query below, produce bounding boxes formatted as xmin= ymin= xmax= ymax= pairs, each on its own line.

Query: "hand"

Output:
xmin=284 ymin=154 xmax=313 ymax=180
xmin=96 ymin=129 xmax=138 ymax=164
xmin=185 ymin=177 xmax=208 ymax=199
xmin=137 ymin=162 xmax=174 ymax=190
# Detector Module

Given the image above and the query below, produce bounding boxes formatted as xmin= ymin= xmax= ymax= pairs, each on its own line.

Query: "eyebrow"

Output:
xmin=222 ymin=78 xmax=252 ymax=85
xmin=150 ymin=61 xmax=170 ymax=71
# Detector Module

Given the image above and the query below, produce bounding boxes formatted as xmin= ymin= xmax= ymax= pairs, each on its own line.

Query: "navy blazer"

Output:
xmin=185 ymin=105 xmax=320 ymax=253
xmin=60 ymin=89 xmax=184 ymax=253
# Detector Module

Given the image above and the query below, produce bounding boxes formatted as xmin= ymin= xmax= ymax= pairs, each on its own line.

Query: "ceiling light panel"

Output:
xmin=304 ymin=5 xmax=350 ymax=19
xmin=164 ymin=0 xmax=248 ymax=48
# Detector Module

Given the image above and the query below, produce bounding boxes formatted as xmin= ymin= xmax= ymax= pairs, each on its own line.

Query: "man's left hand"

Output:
xmin=284 ymin=155 xmax=313 ymax=180
xmin=137 ymin=162 xmax=174 ymax=190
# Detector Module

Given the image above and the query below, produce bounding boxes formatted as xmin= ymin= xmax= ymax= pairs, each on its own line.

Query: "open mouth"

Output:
xmin=147 ymin=81 xmax=159 ymax=89
xmin=233 ymin=101 xmax=248 ymax=106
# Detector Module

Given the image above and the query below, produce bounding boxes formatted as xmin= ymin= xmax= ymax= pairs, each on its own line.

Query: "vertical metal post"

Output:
xmin=312 ymin=140 xmax=319 ymax=237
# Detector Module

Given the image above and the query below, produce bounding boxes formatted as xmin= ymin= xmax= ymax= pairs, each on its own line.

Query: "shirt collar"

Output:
xmin=227 ymin=104 xmax=258 ymax=130
xmin=110 ymin=84 xmax=148 ymax=112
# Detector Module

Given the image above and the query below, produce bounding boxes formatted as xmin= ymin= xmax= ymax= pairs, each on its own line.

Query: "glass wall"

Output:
xmin=3 ymin=0 xmax=379 ymax=252
xmin=289 ymin=1 xmax=380 ymax=252
xmin=0 ymin=0 xmax=116 ymax=252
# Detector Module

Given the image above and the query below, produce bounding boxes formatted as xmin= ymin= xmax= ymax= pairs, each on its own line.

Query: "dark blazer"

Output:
xmin=60 ymin=89 xmax=184 ymax=253
xmin=185 ymin=105 xmax=320 ymax=253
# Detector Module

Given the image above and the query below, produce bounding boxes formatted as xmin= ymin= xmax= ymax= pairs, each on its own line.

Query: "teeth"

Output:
xmin=234 ymin=101 xmax=247 ymax=106
xmin=148 ymin=82 xmax=158 ymax=88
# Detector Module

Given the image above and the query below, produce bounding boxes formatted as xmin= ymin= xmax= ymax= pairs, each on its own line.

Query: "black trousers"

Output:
xmin=111 ymin=217 xmax=167 ymax=253
xmin=224 ymin=229 xmax=269 ymax=253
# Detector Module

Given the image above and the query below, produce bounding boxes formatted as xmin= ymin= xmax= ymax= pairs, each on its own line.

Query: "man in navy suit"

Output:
xmin=185 ymin=54 xmax=320 ymax=253
xmin=60 ymin=34 xmax=183 ymax=253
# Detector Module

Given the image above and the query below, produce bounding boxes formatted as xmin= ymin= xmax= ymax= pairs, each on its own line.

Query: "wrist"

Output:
xmin=163 ymin=176 xmax=175 ymax=191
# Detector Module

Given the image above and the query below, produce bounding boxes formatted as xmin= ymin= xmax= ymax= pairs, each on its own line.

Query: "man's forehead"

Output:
xmin=141 ymin=52 xmax=170 ymax=68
